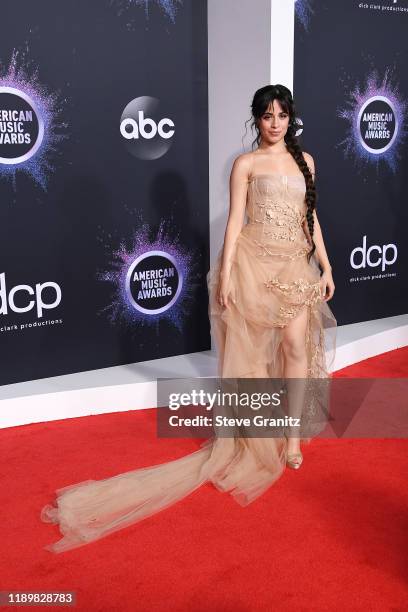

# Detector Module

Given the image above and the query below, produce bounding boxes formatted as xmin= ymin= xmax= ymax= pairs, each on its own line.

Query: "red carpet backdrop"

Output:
xmin=294 ymin=0 xmax=408 ymax=325
xmin=1 ymin=348 xmax=407 ymax=611
xmin=0 ymin=0 xmax=209 ymax=385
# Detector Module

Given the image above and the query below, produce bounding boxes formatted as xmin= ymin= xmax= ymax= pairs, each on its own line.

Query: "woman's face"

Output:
xmin=257 ymin=99 xmax=289 ymax=145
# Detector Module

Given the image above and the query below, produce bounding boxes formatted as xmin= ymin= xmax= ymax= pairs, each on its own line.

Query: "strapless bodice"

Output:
xmin=246 ymin=173 xmax=307 ymax=219
xmin=241 ymin=173 xmax=309 ymax=257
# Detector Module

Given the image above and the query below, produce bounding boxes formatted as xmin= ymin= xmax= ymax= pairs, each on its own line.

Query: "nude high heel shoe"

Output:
xmin=284 ymin=432 xmax=304 ymax=470
xmin=286 ymin=452 xmax=303 ymax=470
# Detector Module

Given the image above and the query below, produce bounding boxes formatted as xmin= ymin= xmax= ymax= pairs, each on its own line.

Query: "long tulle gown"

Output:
xmin=41 ymin=172 xmax=337 ymax=552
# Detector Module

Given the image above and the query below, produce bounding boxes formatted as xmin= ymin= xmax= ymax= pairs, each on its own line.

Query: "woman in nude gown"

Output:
xmin=40 ymin=84 xmax=337 ymax=553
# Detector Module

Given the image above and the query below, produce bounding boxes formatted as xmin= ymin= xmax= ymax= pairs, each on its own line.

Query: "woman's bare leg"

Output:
xmin=281 ymin=307 xmax=309 ymax=459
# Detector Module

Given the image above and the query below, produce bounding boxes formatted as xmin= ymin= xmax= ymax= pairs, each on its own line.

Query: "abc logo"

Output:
xmin=120 ymin=96 xmax=175 ymax=160
xmin=0 ymin=272 xmax=61 ymax=318
xmin=350 ymin=235 xmax=397 ymax=272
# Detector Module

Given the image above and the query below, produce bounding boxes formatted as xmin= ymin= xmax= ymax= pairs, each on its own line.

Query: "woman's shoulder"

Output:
xmin=231 ymin=151 xmax=254 ymax=175
xmin=302 ymin=150 xmax=313 ymax=162
xmin=302 ymin=151 xmax=315 ymax=174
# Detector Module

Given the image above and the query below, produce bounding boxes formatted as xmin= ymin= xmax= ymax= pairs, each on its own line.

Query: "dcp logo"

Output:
xmin=0 ymin=272 xmax=62 ymax=318
xmin=120 ymin=96 xmax=175 ymax=160
xmin=350 ymin=235 xmax=397 ymax=272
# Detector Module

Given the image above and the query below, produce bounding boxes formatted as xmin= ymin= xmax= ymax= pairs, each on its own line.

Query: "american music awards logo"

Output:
xmin=110 ymin=0 xmax=183 ymax=24
xmin=97 ymin=219 xmax=197 ymax=331
xmin=0 ymin=50 xmax=68 ymax=191
xmin=126 ymin=250 xmax=182 ymax=315
xmin=337 ymin=68 xmax=407 ymax=172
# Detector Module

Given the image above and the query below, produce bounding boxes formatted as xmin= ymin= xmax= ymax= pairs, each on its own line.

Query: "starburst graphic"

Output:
xmin=97 ymin=216 xmax=199 ymax=333
xmin=295 ymin=0 xmax=314 ymax=31
xmin=337 ymin=68 xmax=407 ymax=174
xmin=0 ymin=50 xmax=68 ymax=191
xmin=111 ymin=0 xmax=183 ymax=24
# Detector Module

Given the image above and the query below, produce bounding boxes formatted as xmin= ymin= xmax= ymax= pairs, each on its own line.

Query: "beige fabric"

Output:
xmin=41 ymin=173 xmax=337 ymax=553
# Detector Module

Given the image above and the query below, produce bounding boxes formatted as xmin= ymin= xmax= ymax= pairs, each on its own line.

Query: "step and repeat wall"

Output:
xmin=294 ymin=0 xmax=407 ymax=325
xmin=0 ymin=0 xmax=209 ymax=385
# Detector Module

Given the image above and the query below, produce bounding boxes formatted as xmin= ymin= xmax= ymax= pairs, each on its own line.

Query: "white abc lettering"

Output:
xmin=120 ymin=118 xmax=139 ymax=139
xmin=0 ymin=273 xmax=62 ymax=318
xmin=350 ymin=235 xmax=397 ymax=272
xmin=156 ymin=117 xmax=175 ymax=138
xmin=120 ymin=111 xmax=175 ymax=140
xmin=139 ymin=113 xmax=157 ymax=139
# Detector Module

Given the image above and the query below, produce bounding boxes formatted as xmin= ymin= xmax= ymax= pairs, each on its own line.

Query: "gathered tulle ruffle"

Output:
xmin=207 ymin=231 xmax=337 ymax=380
xmin=41 ymin=435 xmax=286 ymax=553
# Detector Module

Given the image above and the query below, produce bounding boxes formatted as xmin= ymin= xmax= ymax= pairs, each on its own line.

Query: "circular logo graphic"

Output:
xmin=0 ymin=87 xmax=44 ymax=165
xmin=125 ymin=250 xmax=182 ymax=315
xmin=294 ymin=116 xmax=303 ymax=138
xmin=120 ymin=95 xmax=175 ymax=160
xmin=358 ymin=96 xmax=397 ymax=154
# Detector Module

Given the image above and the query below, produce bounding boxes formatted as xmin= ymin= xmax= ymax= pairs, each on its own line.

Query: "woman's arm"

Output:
xmin=302 ymin=153 xmax=335 ymax=301
xmin=217 ymin=155 xmax=249 ymax=308
xmin=220 ymin=156 xmax=250 ymax=279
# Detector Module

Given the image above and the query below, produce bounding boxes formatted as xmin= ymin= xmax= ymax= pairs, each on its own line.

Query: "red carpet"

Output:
xmin=1 ymin=347 xmax=407 ymax=611
xmin=334 ymin=345 xmax=408 ymax=378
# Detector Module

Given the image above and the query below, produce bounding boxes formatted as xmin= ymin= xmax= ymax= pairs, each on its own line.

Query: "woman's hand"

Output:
xmin=217 ymin=275 xmax=235 ymax=308
xmin=319 ymin=270 xmax=335 ymax=301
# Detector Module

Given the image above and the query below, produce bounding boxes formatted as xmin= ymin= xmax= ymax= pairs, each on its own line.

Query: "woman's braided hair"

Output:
xmin=244 ymin=84 xmax=317 ymax=263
